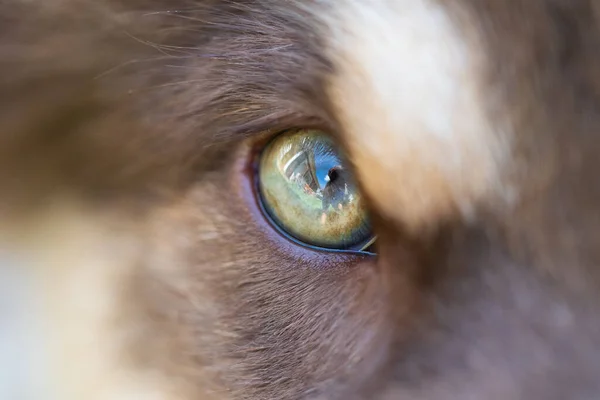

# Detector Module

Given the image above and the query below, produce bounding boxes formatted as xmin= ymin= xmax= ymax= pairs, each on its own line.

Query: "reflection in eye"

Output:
xmin=258 ymin=129 xmax=374 ymax=251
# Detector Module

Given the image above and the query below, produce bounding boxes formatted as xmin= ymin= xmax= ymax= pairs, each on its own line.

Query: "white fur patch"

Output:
xmin=324 ymin=0 xmax=512 ymax=230
xmin=0 ymin=206 xmax=185 ymax=400
xmin=0 ymin=255 xmax=47 ymax=400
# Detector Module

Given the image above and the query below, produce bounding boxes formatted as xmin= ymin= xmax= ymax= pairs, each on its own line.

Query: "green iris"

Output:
xmin=258 ymin=129 xmax=374 ymax=251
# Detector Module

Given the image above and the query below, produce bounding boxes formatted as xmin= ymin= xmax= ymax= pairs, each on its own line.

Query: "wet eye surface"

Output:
xmin=258 ymin=129 xmax=374 ymax=251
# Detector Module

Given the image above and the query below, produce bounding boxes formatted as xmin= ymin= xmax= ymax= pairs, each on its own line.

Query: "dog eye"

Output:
xmin=257 ymin=129 xmax=374 ymax=251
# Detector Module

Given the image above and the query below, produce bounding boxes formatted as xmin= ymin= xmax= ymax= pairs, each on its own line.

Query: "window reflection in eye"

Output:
xmin=257 ymin=129 xmax=375 ymax=251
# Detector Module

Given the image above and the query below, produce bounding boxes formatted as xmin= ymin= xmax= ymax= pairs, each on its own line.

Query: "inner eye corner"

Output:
xmin=253 ymin=128 xmax=376 ymax=254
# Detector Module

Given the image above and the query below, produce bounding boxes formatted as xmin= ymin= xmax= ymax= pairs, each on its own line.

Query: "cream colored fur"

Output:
xmin=325 ymin=0 xmax=513 ymax=231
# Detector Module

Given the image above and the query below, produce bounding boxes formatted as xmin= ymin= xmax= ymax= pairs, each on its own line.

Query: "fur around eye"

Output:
xmin=257 ymin=129 xmax=374 ymax=251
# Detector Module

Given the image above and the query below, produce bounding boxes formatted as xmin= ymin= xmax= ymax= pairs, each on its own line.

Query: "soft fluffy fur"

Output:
xmin=1 ymin=1 xmax=600 ymax=399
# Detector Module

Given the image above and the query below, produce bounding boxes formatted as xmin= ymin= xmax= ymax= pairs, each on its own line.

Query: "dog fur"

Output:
xmin=1 ymin=1 xmax=600 ymax=399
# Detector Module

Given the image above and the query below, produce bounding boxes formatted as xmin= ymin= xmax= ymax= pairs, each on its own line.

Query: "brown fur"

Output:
xmin=1 ymin=1 xmax=600 ymax=399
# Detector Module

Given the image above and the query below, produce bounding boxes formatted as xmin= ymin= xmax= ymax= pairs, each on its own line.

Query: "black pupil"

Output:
xmin=328 ymin=168 xmax=339 ymax=182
